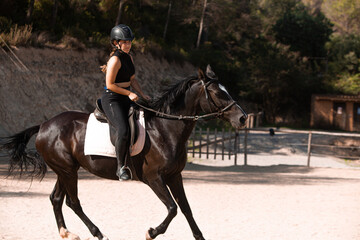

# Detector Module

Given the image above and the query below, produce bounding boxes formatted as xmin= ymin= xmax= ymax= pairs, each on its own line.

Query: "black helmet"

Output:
xmin=110 ymin=24 xmax=134 ymax=42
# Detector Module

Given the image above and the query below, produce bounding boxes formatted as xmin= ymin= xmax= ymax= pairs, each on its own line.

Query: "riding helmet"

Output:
xmin=110 ymin=24 xmax=134 ymax=42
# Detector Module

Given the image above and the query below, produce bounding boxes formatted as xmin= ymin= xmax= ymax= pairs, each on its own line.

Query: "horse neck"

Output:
xmin=150 ymin=89 xmax=201 ymax=144
xmin=152 ymin=117 xmax=197 ymax=145
xmin=169 ymin=86 xmax=202 ymax=140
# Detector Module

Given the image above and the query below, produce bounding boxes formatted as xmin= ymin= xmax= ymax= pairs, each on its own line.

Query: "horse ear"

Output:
xmin=205 ymin=64 xmax=217 ymax=79
xmin=198 ymin=68 xmax=205 ymax=80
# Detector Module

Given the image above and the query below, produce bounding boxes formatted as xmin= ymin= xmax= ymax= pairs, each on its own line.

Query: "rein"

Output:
xmin=134 ymin=79 xmax=236 ymax=121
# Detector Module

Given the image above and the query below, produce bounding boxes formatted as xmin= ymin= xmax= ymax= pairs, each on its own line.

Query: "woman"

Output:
xmin=101 ymin=24 xmax=149 ymax=181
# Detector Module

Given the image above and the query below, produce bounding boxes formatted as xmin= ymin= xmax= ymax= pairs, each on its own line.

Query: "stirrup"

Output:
xmin=119 ymin=166 xmax=132 ymax=181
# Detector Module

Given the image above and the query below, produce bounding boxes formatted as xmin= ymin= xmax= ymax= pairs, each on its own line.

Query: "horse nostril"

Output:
xmin=240 ymin=115 xmax=247 ymax=125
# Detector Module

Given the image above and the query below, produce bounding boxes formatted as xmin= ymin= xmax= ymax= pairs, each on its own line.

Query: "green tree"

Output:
xmin=273 ymin=5 xmax=333 ymax=58
xmin=254 ymin=0 xmax=299 ymax=36
xmin=4 ymin=0 xmax=359 ymax=127
xmin=246 ymin=38 xmax=320 ymax=124
xmin=326 ymin=34 xmax=360 ymax=94
xmin=26 ymin=0 xmax=35 ymax=24
xmin=0 ymin=0 xmax=28 ymax=24
xmin=322 ymin=0 xmax=360 ymax=35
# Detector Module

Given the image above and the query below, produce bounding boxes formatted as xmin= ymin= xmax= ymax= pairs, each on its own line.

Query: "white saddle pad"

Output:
xmin=84 ymin=111 xmax=146 ymax=157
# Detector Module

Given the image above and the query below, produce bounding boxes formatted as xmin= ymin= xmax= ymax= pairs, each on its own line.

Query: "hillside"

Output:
xmin=0 ymin=47 xmax=196 ymax=135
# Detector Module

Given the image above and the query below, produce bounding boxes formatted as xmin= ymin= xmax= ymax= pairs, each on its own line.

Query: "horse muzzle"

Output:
xmin=228 ymin=104 xmax=248 ymax=129
xmin=240 ymin=114 xmax=248 ymax=126
xmin=232 ymin=113 xmax=247 ymax=130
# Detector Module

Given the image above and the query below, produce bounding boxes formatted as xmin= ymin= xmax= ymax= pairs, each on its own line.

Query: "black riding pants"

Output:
xmin=101 ymin=90 xmax=131 ymax=169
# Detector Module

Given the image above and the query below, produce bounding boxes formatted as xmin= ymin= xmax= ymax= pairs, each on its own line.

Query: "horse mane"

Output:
xmin=149 ymin=75 xmax=199 ymax=113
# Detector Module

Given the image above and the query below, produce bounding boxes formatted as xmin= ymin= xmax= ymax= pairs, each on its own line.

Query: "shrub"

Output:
xmin=88 ymin=32 xmax=108 ymax=48
xmin=58 ymin=35 xmax=85 ymax=50
xmin=0 ymin=24 xmax=33 ymax=47
xmin=65 ymin=25 xmax=87 ymax=42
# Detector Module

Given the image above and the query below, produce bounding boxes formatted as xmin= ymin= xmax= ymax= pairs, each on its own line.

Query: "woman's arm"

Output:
xmin=106 ymin=56 xmax=138 ymax=101
xmin=130 ymin=75 xmax=150 ymax=100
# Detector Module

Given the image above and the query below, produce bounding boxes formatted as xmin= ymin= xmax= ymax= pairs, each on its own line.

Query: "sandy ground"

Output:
xmin=1 ymin=154 xmax=360 ymax=240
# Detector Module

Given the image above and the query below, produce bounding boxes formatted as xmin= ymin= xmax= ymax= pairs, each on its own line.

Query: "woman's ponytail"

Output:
xmin=100 ymin=47 xmax=117 ymax=73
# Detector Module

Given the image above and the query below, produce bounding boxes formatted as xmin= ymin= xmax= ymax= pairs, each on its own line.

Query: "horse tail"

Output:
xmin=0 ymin=125 xmax=47 ymax=180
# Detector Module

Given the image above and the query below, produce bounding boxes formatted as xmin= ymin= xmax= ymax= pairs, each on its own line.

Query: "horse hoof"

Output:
xmin=145 ymin=229 xmax=153 ymax=240
xmin=60 ymin=227 xmax=81 ymax=240
xmin=84 ymin=237 xmax=107 ymax=240
xmin=66 ymin=233 xmax=80 ymax=240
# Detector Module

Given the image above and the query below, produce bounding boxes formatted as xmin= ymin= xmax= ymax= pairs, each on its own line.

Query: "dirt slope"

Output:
xmin=0 ymin=47 xmax=195 ymax=134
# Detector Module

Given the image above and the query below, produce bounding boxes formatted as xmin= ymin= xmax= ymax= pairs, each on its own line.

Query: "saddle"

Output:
xmin=94 ymin=99 xmax=140 ymax=150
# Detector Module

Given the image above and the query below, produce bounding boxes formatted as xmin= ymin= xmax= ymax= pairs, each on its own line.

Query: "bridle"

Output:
xmin=134 ymin=78 xmax=237 ymax=121
xmin=200 ymin=79 xmax=236 ymax=115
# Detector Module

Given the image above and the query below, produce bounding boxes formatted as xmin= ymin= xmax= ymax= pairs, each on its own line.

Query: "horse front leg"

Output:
xmin=167 ymin=173 xmax=205 ymax=240
xmin=145 ymin=176 xmax=178 ymax=240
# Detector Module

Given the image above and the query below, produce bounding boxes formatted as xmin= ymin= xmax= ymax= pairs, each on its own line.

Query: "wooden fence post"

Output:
xmin=206 ymin=128 xmax=210 ymax=159
xmin=307 ymin=131 xmax=312 ymax=167
xmin=244 ymin=129 xmax=248 ymax=166
xmin=214 ymin=128 xmax=217 ymax=160
xmin=228 ymin=128 xmax=232 ymax=160
xmin=199 ymin=128 xmax=202 ymax=158
xmin=192 ymin=129 xmax=195 ymax=157
xmin=222 ymin=128 xmax=225 ymax=160
xmin=234 ymin=131 xmax=238 ymax=165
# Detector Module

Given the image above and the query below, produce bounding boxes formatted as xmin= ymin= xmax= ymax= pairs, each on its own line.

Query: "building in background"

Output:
xmin=311 ymin=94 xmax=360 ymax=132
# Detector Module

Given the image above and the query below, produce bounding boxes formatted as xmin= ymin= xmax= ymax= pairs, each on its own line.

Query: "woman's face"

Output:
xmin=118 ymin=40 xmax=132 ymax=53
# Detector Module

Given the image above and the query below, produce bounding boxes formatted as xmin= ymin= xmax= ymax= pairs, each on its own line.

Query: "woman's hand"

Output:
xmin=128 ymin=92 xmax=139 ymax=102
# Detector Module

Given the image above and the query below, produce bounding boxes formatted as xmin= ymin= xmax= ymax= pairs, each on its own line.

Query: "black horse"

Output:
xmin=0 ymin=65 xmax=247 ymax=240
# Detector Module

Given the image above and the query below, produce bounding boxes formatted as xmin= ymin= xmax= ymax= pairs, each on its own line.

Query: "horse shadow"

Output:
xmin=1 ymin=156 xmax=357 ymax=187
xmin=183 ymin=162 xmax=358 ymax=186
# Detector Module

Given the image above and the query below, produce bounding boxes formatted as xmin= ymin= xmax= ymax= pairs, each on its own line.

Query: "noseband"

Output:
xmin=134 ymin=78 xmax=236 ymax=121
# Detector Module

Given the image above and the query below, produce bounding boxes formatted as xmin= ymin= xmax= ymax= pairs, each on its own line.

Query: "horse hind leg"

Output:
xmin=62 ymin=172 xmax=108 ymax=240
xmin=50 ymin=179 xmax=80 ymax=240
xmin=50 ymin=161 xmax=107 ymax=240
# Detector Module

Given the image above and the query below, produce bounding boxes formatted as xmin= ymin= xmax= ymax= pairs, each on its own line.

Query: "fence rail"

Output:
xmin=187 ymin=127 xmax=360 ymax=166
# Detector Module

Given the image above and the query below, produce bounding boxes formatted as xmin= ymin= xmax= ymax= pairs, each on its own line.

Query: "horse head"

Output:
xmin=196 ymin=65 xmax=248 ymax=129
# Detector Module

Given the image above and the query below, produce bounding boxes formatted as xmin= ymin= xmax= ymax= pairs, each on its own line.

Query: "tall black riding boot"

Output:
xmin=115 ymin=138 xmax=132 ymax=181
